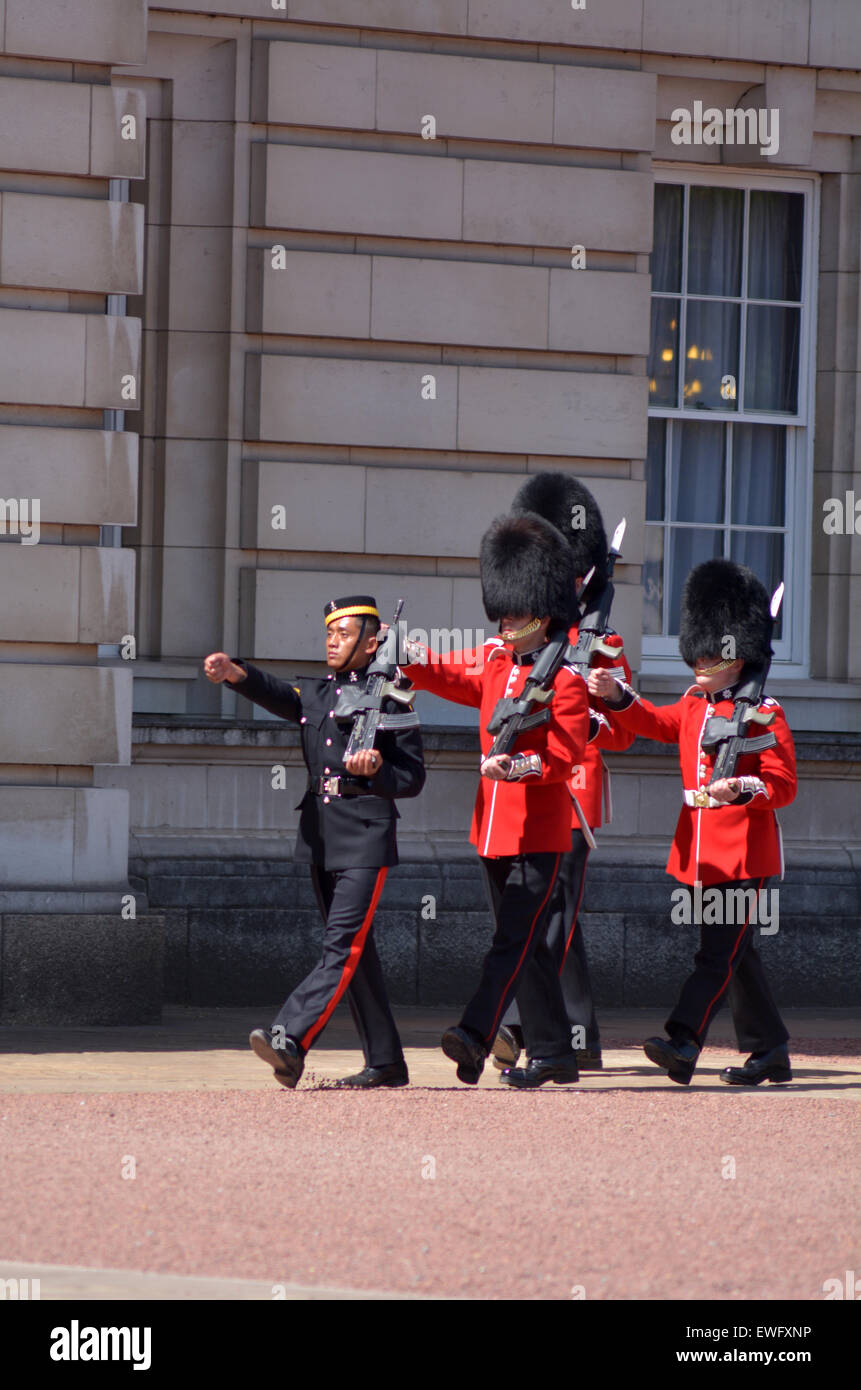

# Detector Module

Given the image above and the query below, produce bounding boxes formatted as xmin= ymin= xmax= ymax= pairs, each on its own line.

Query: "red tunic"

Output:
xmin=403 ymin=641 xmax=589 ymax=857
xmin=566 ymin=626 xmax=634 ymax=830
xmin=609 ymin=685 xmax=796 ymax=886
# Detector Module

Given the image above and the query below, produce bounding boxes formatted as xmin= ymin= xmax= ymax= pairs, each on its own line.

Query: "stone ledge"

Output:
xmin=130 ymin=715 xmax=861 ymax=762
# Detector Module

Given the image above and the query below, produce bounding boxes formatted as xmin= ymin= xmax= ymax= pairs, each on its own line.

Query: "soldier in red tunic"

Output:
xmin=589 ymin=559 xmax=796 ymax=1086
xmin=488 ymin=473 xmax=634 ymax=1075
xmin=402 ymin=512 xmax=591 ymax=1088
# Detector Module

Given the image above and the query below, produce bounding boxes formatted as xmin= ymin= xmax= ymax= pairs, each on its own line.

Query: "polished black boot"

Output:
xmin=490 ymin=1023 xmax=523 ymax=1071
xmin=719 ymin=1044 xmax=792 ymax=1086
xmin=249 ymin=1028 xmax=304 ymax=1089
xmin=441 ymin=1026 xmax=486 ymax=1085
xmin=498 ymin=1053 xmax=580 ymax=1088
xmin=643 ymin=1034 xmax=699 ymax=1086
xmin=334 ymin=1061 xmax=410 ymax=1088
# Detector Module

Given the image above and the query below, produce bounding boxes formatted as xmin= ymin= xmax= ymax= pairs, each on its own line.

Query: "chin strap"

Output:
xmin=500 ymin=618 xmax=541 ymax=642
xmin=335 ymin=615 xmax=368 ymax=674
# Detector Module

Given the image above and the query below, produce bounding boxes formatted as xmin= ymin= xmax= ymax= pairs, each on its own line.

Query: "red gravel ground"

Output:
xmin=1 ymin=1088 xmax=857 ymax=1300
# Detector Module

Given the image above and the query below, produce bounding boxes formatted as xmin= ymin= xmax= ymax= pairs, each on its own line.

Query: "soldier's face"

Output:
xmin=498 ymin=614 xmax=551 ymax=653
xmin=694 ymin=655 xmax=744 ymax=694
xmin=325 ymin=616 xmax=379 ymax=670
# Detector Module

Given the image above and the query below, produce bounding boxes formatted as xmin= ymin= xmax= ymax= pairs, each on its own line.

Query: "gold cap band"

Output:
xmin=325 ymin=604 xmax=380 ymax=627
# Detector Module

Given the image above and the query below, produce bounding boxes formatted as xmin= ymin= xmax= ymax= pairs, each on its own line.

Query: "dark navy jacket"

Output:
xmin=232 ymin=660 xmax=425 ymax=869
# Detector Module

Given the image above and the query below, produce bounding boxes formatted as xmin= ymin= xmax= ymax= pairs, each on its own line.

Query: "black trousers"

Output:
xmin=461 ymin=852 xmax=571 ymax=1060
xmin=272 ymin=865 xmax=404 ymax=1068
xmin=503 ymin=831 xmax=599 ymax=1049
xmin=667 ymin=876 xmax=789 ymax=1052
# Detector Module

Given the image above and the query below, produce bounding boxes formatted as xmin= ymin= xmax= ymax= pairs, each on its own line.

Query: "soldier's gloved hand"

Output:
xmin=345 ymin=750 xmax=383 ymax=778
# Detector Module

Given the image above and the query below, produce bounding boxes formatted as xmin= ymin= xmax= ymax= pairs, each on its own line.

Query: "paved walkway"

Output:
xmin=0 ymin=1004 xmax=858 ymax=1095
xmin=0 ymin=1007 xmax=857 ymax=1301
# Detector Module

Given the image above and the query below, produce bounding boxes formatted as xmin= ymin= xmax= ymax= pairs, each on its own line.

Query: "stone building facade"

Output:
xmin=0 ymin=0 xmax=858 ymax=1022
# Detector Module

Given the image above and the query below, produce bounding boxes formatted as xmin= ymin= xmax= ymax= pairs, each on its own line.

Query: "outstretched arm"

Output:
xmin=203 ymin=652 xmax=302 ymax=724
xmin=588 ymin=668 xmax=683 ymax=745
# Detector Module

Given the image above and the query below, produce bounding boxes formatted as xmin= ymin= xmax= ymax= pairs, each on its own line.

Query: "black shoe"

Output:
xmin=499 ymin=1053 xmax=580 ymax=1088
xmin=441 ymin=1026 xmax=486 ymax=1085
xmin=334 ymin=1061 xmax=410 ymax=1088
xmin=643 ymin=1035 xmax=699 ymax=1086
xmin=719 ymin=1044 xmax=792 ymax=1086
xmin=575 ymin=1048 xmax=603 ymax=1070
xmin=490 ymin=1024 xmax=522 ymax=1071
xmin=249 ymin=1028 xmax=304 ymax=1089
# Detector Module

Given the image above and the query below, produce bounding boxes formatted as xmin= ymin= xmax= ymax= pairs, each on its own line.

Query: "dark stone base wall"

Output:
xmin=133 ymin=855 xmax=861 ymax=1011
xmin=0 ymin=913 xmax=165 ymax=1025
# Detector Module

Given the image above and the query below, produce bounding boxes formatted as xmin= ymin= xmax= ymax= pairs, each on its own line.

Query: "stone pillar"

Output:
xmin=0 ymin=0 xmax=163 ymax=1023
xmin=814 ymin=158 xmax=861 ymax=680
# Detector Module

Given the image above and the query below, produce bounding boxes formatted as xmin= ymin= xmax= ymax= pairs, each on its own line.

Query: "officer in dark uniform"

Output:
xmin=203 ymin=595 xmax=425 ymax=1089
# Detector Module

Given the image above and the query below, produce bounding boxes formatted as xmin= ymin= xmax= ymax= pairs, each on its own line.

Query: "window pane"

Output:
xmin=731 ymin=425 xmax=785 ymax=526
xmin=684 ymin=300 xmax=739 ymax=410
xmin=748 ymin=191 xmax=803 ymax=302
xmin=646 ymin=419 xmax=666 ymax=520
xmin=744 ymin=305 xmax=800 ymax=413
xmin=651 ymin=184 xmax=683 ymax=293
xmin=648 ymin=299 xmax=679 ymax=406
xmin=687 ymin=187 xmax=743 ymax=297
xmin=671 ymin=421 xmax=725 ymax=522
xmin=643 ymin=526 xmax=664 ymax=635
xmin=668 ymin=529 xmax=723 ymax=634
xmin=730 ymin=531 xmax=784 ymax=640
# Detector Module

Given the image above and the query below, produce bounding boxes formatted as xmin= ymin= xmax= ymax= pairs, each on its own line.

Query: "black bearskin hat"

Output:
xmin=678 ymin=559 xmax=773 ymax=668
xmin=480 ymin=512 xmax=577 ymax=628
xmin=512 ymin=471 xmax=608 ymax=601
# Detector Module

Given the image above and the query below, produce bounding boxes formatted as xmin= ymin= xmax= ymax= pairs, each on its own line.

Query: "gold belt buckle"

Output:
xmin=693 ymin=786 xmax=710 ymax=808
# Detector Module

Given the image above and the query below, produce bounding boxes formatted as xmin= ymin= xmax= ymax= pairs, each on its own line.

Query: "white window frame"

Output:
xmin=642 ymin=163 xmax=818 ymax=681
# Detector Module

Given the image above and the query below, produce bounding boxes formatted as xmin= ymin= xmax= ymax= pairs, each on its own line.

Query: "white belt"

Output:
xmin=683 ymin=787 xmax=722 ymax=809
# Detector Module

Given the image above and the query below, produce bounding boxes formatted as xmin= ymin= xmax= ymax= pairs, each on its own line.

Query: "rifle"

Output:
xmin=483 ymin=518 xmax=627 ymax=762
xmin=566 ymin=519 xmax=627 ymax=680
xmin=699 ymin=583 xmax=784 ymax=786
xmin=333 ymin=599 xmax=420 ymax=759
xmin=484 ymin=625 xmax=572 ymax=761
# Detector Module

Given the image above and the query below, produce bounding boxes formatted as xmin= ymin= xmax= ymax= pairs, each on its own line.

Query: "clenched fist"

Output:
xmin=203 ymin=652 xmax=246 ymax=685
xmin=587 ymin=668 xmax=622 ymax=704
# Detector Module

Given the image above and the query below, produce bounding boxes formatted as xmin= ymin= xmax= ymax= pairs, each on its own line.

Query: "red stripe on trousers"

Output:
xmin=559 ymin=866 xmax=588 ymax=972
xmin=299 ymin=867 xmax=388 ymax=1054
xmin=487 ymin=853 xmax=561 ymax=1043
xmin=695 ymin=877 xmax=764 ymax=1041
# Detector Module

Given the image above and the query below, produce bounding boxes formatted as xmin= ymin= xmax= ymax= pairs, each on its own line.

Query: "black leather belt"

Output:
xmin=314 ymin=775 xmax=368 ymax=798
